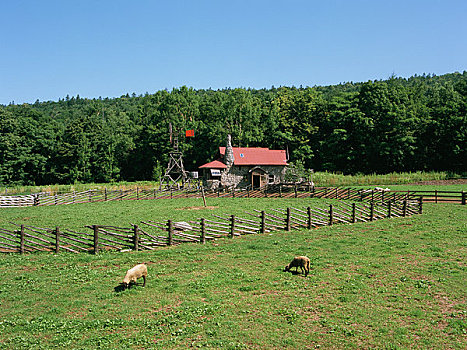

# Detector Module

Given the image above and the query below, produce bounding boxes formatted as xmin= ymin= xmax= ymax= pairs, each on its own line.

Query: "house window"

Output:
xmin=268 ymin=174 xmax=275 ymax=184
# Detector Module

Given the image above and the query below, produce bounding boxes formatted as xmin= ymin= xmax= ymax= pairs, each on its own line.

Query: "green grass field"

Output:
xmin=0 ymin=195 xmax=466 ymax=349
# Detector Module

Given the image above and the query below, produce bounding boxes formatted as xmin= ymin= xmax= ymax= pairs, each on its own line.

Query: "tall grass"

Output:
xmin=312 ymin=171 xmax=456 ymax=187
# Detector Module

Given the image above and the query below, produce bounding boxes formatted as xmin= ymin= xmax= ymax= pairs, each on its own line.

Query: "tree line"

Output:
xmin=1 ymin=72 xmax=466 ymax=186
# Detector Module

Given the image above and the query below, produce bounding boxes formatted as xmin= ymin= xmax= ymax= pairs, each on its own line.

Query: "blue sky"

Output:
xmin=1 ymin=0 xmax=466 ymax=104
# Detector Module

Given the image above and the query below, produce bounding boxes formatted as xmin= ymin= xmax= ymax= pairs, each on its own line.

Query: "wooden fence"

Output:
xmin=0 ymin=198 xmax=422 ymax=254
xmin=1 ymin=185 xmax=464 ymax=208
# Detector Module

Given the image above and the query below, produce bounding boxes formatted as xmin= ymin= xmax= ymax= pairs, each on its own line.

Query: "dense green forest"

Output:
xmin=1 ymin=72 xmax=466 ymax=186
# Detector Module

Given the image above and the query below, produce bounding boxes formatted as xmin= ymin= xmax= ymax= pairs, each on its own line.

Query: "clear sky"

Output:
xmin=1 ymin=0 xmax=466 ymax=105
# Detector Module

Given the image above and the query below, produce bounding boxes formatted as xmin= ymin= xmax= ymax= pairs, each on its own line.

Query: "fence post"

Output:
xmin=19 ymin=224 xmax=25 ymax=254
xmin=347 ymin=188 xmax=351 ymax=200
xmin=335 ymin=187 xmax=338 ymax=199
xmin=352 ymin=203 xmax=356 ymax=223
xmin=133 ymin=224 xmax=140 ymax=251
xmin=55 ymin=194 xmax=58 ymax=205
xmin=370 ymin=202 xmax=374 ymax=221
xmin=73 ymin=191 xmax=75 ymax=204
xmin=34 ymin=194 xmax=39 ymax=206
xmin=418 ymin=197 xmax=423 ymax=214
xmin=200 ymin=218 xmax=206 ymax=244
xmin=329 ymin=205 xmax=333 ymax=225
xmin=167 ymin=220 xmax=173 ymax=245
xmin=294 ymin=184 xmax=297 ymax=198
xmin=89 ymin=190 xmax=92 ymax=202
xmin=280 ymin=184 xmax=283 ymax=198
xmin=137 ymin=187 xmax=140 ymax=200
xmin=170 ymin=187 xmax=173 ymax=199
xmin=461 ymin=191 xmax=466 ymax=205
xmin=403 ymin=200 xmax=407 ymax=217
xmin=261 ymin=211 xmax=266 ymax=234
xmin=307 ymin=207 xmax=312 ymax=230
xmin=93 ymin=225 xmax=99 ymax=254
xmin=105 ymin=187 xmax=108 ymax=201
xmin=286 ymin=208 xmax=291 ymax=231
xmin=230 ymin=215 xmax=235 ymax=238
xmin=120 ymin=189 xmax=123 ymax=201
xmin=387 ymin=201 xmax=392 ymax=218
xmin=55 ymin=227 xmax=60 ymax=254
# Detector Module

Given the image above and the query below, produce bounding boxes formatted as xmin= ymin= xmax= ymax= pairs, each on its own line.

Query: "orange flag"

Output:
xmin=185 ymin=130 xmax=194 ymax=137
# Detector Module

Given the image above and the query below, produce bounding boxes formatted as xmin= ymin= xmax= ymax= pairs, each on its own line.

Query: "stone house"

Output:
xmin=199 ymin=135 xmax=288 ymax=190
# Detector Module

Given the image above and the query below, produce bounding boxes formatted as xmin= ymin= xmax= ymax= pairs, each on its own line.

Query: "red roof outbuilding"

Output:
xmin=198 ymin=160 xmax=228 ymax=169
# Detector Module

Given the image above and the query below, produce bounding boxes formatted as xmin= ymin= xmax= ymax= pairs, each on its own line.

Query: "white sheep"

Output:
xmin=122 ymin=263 xmax=147 ymax=289
xmin=284 ymin=256 xmax=311 ymax=276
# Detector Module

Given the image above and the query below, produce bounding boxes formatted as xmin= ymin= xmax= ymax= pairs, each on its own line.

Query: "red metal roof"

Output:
xmin=199 ymin=160 xmax=227 ymax=169
xmin=219 ymin=147 xmax=288 ymax=166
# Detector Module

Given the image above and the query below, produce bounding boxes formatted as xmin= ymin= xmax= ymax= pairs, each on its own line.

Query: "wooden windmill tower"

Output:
xmin=162 ymin=123 xmax=189 ymax=187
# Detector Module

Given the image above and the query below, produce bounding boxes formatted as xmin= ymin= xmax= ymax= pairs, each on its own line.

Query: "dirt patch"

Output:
xmin=176 ymin=206 xmax=218 ymax=210
xmin=407 ymin=179 xmax=467 ymax=186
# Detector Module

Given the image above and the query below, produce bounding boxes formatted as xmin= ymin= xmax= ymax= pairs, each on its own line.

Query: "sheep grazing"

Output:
xmin=284 ymin=256 xmax=311 ymax=276
xmin=122 ymin=263 xmax=147 ymax=289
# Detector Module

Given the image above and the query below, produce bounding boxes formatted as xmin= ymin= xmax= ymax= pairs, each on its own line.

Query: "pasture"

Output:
xmin=0 ymin=195 xmax=465 ymax=349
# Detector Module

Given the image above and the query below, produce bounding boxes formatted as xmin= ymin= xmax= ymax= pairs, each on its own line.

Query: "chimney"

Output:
xmin=225 ymin=134 xmax=235 ymax=169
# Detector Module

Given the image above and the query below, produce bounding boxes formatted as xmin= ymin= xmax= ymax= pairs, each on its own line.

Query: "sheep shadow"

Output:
xmin=114 ymin=284 xmax=126 ymax=293
xmin=114 ymin=282 xmax=145 ymax=293
xmin=282 ymin=269 xmax=307 ymax=277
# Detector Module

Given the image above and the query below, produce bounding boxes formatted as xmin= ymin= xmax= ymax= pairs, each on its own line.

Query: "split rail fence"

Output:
xmin=0 ymin=185 xmax=465 ymax=208
xmin=0 ymin=198 xmax=422 ymax=254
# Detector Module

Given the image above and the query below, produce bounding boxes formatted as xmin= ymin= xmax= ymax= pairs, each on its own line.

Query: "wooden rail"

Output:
xmin=1 ymin=186 xmax=464 ymax=208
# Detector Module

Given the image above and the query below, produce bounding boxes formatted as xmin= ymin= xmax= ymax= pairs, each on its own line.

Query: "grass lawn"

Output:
xmin=0 ymin=197 xmax=465 ymax=349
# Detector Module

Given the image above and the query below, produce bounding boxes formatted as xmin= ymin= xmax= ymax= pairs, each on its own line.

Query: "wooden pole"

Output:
xmin=370 ymin=202 xmax=374 ymax=221
xmin=294 ymin=184 xmax=297 ymax=198
xmin=335 ymin=187 xmax=338 ymax=199
xmin=19 ymin=224 xmax=25 ymax=254
xmin=329 ymin=205 xmax=333 ymax=225
xmin=167 ymin=220 xmax=173 ymax=245
xmin=403 ymin=200 xmax=407 ymax=217
xmin=93 ymin=225 xmax=99 ymax=254
xmin=351 ymin=203 xmax=356 ymax=223
xmin=307 ymin=207 xmax=312 ymax=229
xmin=201 ymin=186 xmax=207 ymax=207
xmin=230 ymin=215 xmax=235 ymax=238
xmin=418 ymin=197 xmax=423 ymax=214
xmin=261 ymin=211 xmax=266 ymax=234
xmin=286 ymin=207 xmax=291 ymax=231
xmin=133 ymin=224 xmax=140 ymax=251
xmin=280 ymin=185 xmax=282 ymax=198
xmin=55 ymin=227 xmax=60 ymax=254
xmin=200 ymin=218 xmax=206 ymax=244
xmin=387 ymin=201 xmax=392 ymax=218
xmin=461 ymin=191 xmax=466 ymax=205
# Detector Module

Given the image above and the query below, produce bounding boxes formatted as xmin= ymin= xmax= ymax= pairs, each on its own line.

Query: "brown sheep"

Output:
xmin=284 ymin=256 xmax=310 ymax=276
xmin=122 ymin=263 xmax=147 ymax=289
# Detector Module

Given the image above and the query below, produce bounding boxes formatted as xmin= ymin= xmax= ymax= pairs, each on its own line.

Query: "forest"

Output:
xmin=0 ymin=72 xmax=466 ymax=186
